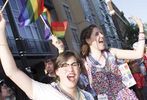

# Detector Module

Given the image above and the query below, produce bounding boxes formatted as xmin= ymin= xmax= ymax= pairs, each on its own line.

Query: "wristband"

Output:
xmin=138 ymin=33 xmax=145 ymax=40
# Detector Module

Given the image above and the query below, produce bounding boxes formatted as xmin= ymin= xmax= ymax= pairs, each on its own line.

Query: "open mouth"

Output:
xmin=99 ymin=40 xmax=104 ymax=43
xmin=97 ymin=37 xmax=104 ymax=43
xmin=67 ymin=74 xmax=76 ymax=82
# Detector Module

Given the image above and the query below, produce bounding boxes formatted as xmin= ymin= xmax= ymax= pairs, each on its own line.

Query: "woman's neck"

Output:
xmin=59 ymin=83 xmax=78 ymax=99
xmin=90 ymin=48 xmax=102 ymax=59
xmin=90 ymin=48 xmax=106 ymax=66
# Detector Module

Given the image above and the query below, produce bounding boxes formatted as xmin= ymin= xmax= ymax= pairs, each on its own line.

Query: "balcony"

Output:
xmin=8 ymin=38 xmax=57 ymax=57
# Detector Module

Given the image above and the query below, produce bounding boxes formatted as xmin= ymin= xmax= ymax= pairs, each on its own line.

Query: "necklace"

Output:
xmin=58 ymin=84 xmax=80 ymax=100
xmin=76 ymin=88 xmax=81 ymax=100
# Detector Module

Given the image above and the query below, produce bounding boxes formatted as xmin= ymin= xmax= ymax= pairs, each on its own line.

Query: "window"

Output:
xmin=31 ymin=26 xmax=40 ymax=39
xmin=25 ymin=26 xmax=34 ymax=39
xmin=63 ymin=5 xmax=72 ymax=22
xmin=17 ymin=0 xmax=27 ymax=8
xmin=10 ymin=0 xmax=19 ymax=10
xmin=91 ymin=14 xmax=96 ymax=24
xmin=0 ymin=0 xmax=3 ymax=5
xmin=6 ymin=22 xmax=14 ymax=38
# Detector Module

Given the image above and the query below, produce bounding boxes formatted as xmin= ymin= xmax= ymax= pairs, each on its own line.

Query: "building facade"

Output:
xmin=91 ymin=0 xmax=121 ymax=48
xmin=106 ymin=0 xmax=130 ymax=48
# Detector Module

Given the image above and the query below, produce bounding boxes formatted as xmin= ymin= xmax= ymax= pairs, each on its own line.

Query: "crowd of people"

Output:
xmin=0 ymin=8 xmax=146 ymax=100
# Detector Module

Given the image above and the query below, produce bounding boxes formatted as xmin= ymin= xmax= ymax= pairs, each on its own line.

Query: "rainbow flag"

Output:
xmin=42 ymin=8 xmax=51 ymax=26
xmin=41 ymin=8 xmax=52 ymax=40
xmin=51 ymin=21 xmax=68 ymax=38
xmin=18 ymin=0 xmax=44 ymax=26
xmin=42 ymin=8 xmax=51 ymax=25
xmin=44 ymin=24 xmax=52 ymax=40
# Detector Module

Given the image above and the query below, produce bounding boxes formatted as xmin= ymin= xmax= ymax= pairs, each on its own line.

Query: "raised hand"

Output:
xmin=130 ymin=16 xmax=144 ymax=33
xmin=51 ymin=35 xmax=64 ymax=54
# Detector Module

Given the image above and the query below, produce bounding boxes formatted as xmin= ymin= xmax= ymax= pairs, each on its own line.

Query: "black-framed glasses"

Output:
xmin=60 ymin=62 xmax=80 ymax=68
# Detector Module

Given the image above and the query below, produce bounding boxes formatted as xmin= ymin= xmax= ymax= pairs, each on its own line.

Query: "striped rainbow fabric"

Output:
xmin=42 ymin=8 xmax=51 ymax=25
xmin=18 ymin=0 xmax=44 ymax=26
xmin=44 ymin=24 xmax=52 ymax=40
xmin=41 ymin=7 xmax=52 ymax=40
xmin=51 ymin=21 xmax=68 ymax=38
xmin=41 ymin=8 xmax=52 ymax=40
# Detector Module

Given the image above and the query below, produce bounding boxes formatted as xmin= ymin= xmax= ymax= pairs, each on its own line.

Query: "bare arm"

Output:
xmin=110 ymin=16 xmax=145 ymax=59
xmin=0 ymin=12 xmax=33 ymax=98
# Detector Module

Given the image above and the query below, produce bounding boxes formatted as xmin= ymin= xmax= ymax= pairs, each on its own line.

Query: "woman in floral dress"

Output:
xmin=80 ymin=16 xmax=144 ymax=100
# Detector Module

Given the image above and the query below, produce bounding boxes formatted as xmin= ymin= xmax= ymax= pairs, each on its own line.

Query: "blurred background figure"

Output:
xmin=0 ymin=79 xmax=16 ymax=100
xmin=128 ymin=59 xmax=145 ymax=100
xmin=40 ymin=57 xmax=56 ymax=84
xmin=127 ymin=42 xmax=146 ymax=100
xmin=143 ymin=47 xmax=147 ymax=79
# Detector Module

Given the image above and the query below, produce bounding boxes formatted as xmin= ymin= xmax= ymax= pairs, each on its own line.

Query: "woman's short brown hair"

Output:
xmin=54 ymin=51 xmax=83 ymax=72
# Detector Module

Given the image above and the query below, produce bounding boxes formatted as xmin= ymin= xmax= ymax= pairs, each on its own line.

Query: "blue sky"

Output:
xmin=112 ymin=0 xmax=147 ymax=23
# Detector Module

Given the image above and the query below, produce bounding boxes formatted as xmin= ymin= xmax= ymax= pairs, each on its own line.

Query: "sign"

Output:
xmin=118 ymin=63 xmax=136 ymax=88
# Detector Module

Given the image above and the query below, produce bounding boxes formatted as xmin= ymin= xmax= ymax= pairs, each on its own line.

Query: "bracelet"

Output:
xmin=138 ymin=33 xmax=145 ymax=39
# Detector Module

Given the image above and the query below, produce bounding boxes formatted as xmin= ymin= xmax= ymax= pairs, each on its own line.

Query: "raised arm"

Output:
xmin=51 ymin=35 xmax=65 ymax=54
xmin=0 ymin=12 xmax=33 ymax=98
xmin=110 ymin=16 xmax=145 ymax=59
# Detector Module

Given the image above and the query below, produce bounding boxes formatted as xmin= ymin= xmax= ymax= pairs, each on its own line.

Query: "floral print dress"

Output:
xmin=86 ymin=51 xmax=138 ymax=100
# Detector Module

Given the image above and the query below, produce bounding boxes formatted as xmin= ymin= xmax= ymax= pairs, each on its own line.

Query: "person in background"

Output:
xmin=128 ymin=59 xmax=145 ymax=100
xmin=124 ymin=43 xmax=145 ymax=100
xmin=0 ymin=80 xmax=16 ymax=100
xmin=40 ymin=57 xmax=56 ymax=84
xmin=0 ymin=12 xmax=94 ymax=100
xmin=143 ymin=47 xmax=147 ymax=78
xmin=80 ymin=16 xmax=144 ymax=99
xmin=76 ymin=58 xmax=97 ymax=99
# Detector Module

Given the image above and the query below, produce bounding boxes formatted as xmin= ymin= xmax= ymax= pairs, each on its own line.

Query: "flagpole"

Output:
xmin=0 ymin=0 xmax=9 ymax=12
xmin=40 ymin=15 xmax=53 ymax=35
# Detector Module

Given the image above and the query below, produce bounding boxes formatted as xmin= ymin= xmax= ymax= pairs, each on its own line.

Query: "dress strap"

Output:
xmin=88 ymin=55 xmax=101 ymax=65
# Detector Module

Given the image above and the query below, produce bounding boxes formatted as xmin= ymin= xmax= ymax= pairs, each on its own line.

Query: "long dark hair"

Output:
xmin=80 ymin=24 xmax=97 ymax=58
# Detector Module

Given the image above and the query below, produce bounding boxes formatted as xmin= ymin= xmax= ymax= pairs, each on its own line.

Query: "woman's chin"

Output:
xmin=98 ymin=46 xmax=105 ymax=50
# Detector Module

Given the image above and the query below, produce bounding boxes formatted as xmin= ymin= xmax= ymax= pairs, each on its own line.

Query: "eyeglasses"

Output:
xmin=60 ymin=62 xmax=80 ymax=68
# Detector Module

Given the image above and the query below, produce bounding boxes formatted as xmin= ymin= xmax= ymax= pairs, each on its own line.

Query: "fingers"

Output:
xmin=51 ymin=35 xmax=58 ymax=41
xmin=51 ymin=35 xmax=60 ymax=47
xmin=51 ymin=35 xmax=58 ymax=43
xmin=129 ymin=16 xmax=144 ymax=32
xmin=129 ymin=16 xmax=143 ymax=25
